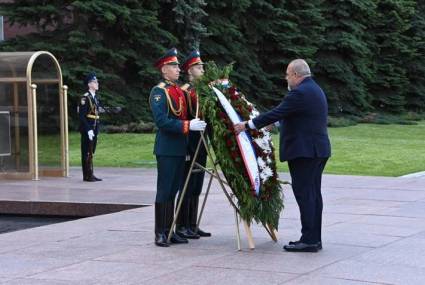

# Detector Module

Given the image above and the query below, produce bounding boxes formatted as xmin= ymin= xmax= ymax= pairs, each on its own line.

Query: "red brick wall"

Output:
xmin=1 ymin=0 xmax=37 ymax=40
xmin=3 ymin=19 xmax=37 ymax=39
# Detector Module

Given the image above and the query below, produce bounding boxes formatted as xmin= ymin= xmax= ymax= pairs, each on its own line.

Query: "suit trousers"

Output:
xmin=156 ymin=155 xmax=185 ymax=203
xmin=288 ymin=157 xmax=328 ymax=244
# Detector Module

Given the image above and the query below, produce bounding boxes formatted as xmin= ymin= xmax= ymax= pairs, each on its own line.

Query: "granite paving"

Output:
xmin=0 ymin=167 xmax=425 ymax=284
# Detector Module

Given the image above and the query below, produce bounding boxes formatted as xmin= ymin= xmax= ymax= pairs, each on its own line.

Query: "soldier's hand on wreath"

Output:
xmin=88 ymin=130 xmax=95 ymax=141
xmin=189 ymin=118 xmax=207 ymax=131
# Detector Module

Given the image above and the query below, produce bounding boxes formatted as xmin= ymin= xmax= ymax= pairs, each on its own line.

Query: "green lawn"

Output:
xmin=67 ymin=122 xmax=425 ymax=177
xmin=69 ymin=132 xmax=157 ymax=168
xmin=324 ymin=122 xmax=425 ymax=176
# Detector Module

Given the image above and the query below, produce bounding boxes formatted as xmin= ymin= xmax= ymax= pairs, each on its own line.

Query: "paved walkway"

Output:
xmin=1 ymin=168 xmax=425 ymax=284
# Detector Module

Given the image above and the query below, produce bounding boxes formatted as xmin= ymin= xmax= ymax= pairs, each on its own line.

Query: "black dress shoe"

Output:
xmin=289 ymin=240 xmax=322 ymax=250
xmin=176 ymin=227 xmax=200 ymax=239
xmin=193 ymin=227 xmax=211 ymax=237
xmin=169 ymin=232 xmax=189 ymax=244
xmin=92 ymin=175 xmax=103 ymax=181
xmin=155 ymin=233 xmax=169 ymax=247
xmin=283 ymin=242 xmax=319 ymax=252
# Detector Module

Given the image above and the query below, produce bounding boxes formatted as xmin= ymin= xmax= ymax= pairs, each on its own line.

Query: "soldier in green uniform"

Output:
xmin=176 ymin=50 xmax=211 ymax=239
xmin=150 ymin=48 xmax=207 ymax=247
xmin=78 ymin=72 xmax=102 ymax=182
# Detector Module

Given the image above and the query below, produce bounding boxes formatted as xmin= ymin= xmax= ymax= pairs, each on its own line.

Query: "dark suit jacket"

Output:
xmin=252 ymin=77 xmax=331 ymax=162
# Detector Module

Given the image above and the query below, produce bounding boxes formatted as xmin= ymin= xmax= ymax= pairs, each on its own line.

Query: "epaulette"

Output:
xmin=156 ymin=82 xmax=166 ymax=89
xmin=152 ymin=82 xmax=183 ymax=117
xmin=180 ymin=83 xmax=190 ymax=92
xmin=83 ymin=92 xmax=89 ymax=97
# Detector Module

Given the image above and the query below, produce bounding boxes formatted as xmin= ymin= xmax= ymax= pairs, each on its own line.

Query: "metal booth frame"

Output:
xmin=0 ymin=51 xmax=69 ymax=180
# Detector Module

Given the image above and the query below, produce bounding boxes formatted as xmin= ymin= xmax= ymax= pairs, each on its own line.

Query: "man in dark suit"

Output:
xmin=78 ymin=72 xmax=102 ymax=182
xmin=235 ymin=59 xmax=331 ymax=252
xmin=150 ymin=48 xmax=207 ymax=247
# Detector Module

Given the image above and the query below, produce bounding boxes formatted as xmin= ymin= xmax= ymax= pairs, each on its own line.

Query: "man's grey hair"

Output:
xmin=290 ymin=59 xmax=311 ymax=77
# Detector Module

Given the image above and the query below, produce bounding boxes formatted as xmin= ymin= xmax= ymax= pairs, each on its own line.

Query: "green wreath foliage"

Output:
xmin=194 ymin=62 xmax=284 ymax=230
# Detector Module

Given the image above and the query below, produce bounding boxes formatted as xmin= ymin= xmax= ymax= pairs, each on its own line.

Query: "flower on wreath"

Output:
xmin=230 ymin=94 xmax=239 ymax=101
xmin=228 ymin=86 xmax=237 ymax=95
xmin=230 ymin=150 xmax=239 ymax=160
xmin=218 ymin=111 xmax=227 ymax=119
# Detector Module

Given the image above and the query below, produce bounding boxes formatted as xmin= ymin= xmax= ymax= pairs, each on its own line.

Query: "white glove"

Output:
xmin=88 ymin=130 xmax=95 ymax=141
xmin=189 ymin=118 xmax=207 ymax=131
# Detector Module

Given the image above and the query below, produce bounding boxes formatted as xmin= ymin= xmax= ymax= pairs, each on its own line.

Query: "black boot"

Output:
xmin=84 ymin=176 xmax=96 ymax=182
xmin=92 ymin=174 xmax=103 ymax=181
xmin=166 ymin=201 xmax=188 ymax=244
xmin=154 ymin=203 xmax=169 ymax=247
xmin=83 ymin=155 xmax=97 ymax=182
xmin=176 ymin=198 xmax=200 ymax=239
xmin=83 ymin=165 xmax=96 ymax=181
xmin=190 ymin=197 xmax=211 ymax=237
xmin=82 ymin=159 xmax=91 ymax=181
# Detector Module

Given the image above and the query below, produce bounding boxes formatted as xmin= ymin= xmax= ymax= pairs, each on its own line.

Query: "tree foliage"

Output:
xmin=368 ymin=0 xmax=416 ymax=113
xmin=1 ymin=0 xmax=424 ymax=124
xmin=315 ymin=0 xmax=376 ymax=114
xmin=0 ymin=0 xmax=175 ymax=126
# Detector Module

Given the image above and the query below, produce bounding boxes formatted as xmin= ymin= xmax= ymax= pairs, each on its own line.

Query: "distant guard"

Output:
xmin=78 ymin=72 xmax=102 ymax=182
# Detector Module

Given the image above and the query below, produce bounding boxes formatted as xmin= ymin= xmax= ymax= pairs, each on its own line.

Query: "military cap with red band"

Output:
xmin=182 ymin=50 xmax=203 ymax=72
xmin=154 ymin=48 xmax=180 ymax=69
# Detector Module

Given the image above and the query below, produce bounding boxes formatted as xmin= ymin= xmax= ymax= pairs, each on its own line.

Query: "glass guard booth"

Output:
xmin=0 ymin=51 xmax=69 ymax=180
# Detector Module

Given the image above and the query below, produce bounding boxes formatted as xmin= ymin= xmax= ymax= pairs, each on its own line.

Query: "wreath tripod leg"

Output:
xmin=261 ymin=222 xmax=278 ymax=242
xmin=200 ymin=132 xmax=244 ymax=249
xmin=181 ymin=131 xmax=258 ymax=250
xmin=234 ymin=203 xmax=242 ymax=251
xmin=196 ymin=168 xmax=213 ymax=232
xmin=167 ymin=134 xmax=203 ymax=243
xmin=243 ymin=220 xmax=255 ymax=249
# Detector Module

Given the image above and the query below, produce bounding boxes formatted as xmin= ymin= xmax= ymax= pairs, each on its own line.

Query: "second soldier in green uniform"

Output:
xmin=176 ymin=50 xmax=211 ymax=239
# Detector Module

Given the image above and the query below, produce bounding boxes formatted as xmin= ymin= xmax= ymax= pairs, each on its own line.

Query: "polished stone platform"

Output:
xmin=0 ymin=167 xmax=154 ymax=216
xmin=1 ymin=168 xmax=425 ymax=284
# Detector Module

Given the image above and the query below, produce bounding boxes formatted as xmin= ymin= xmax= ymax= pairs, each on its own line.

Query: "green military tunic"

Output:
xmin=150 ymin=81 xmax=190 ymax=203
